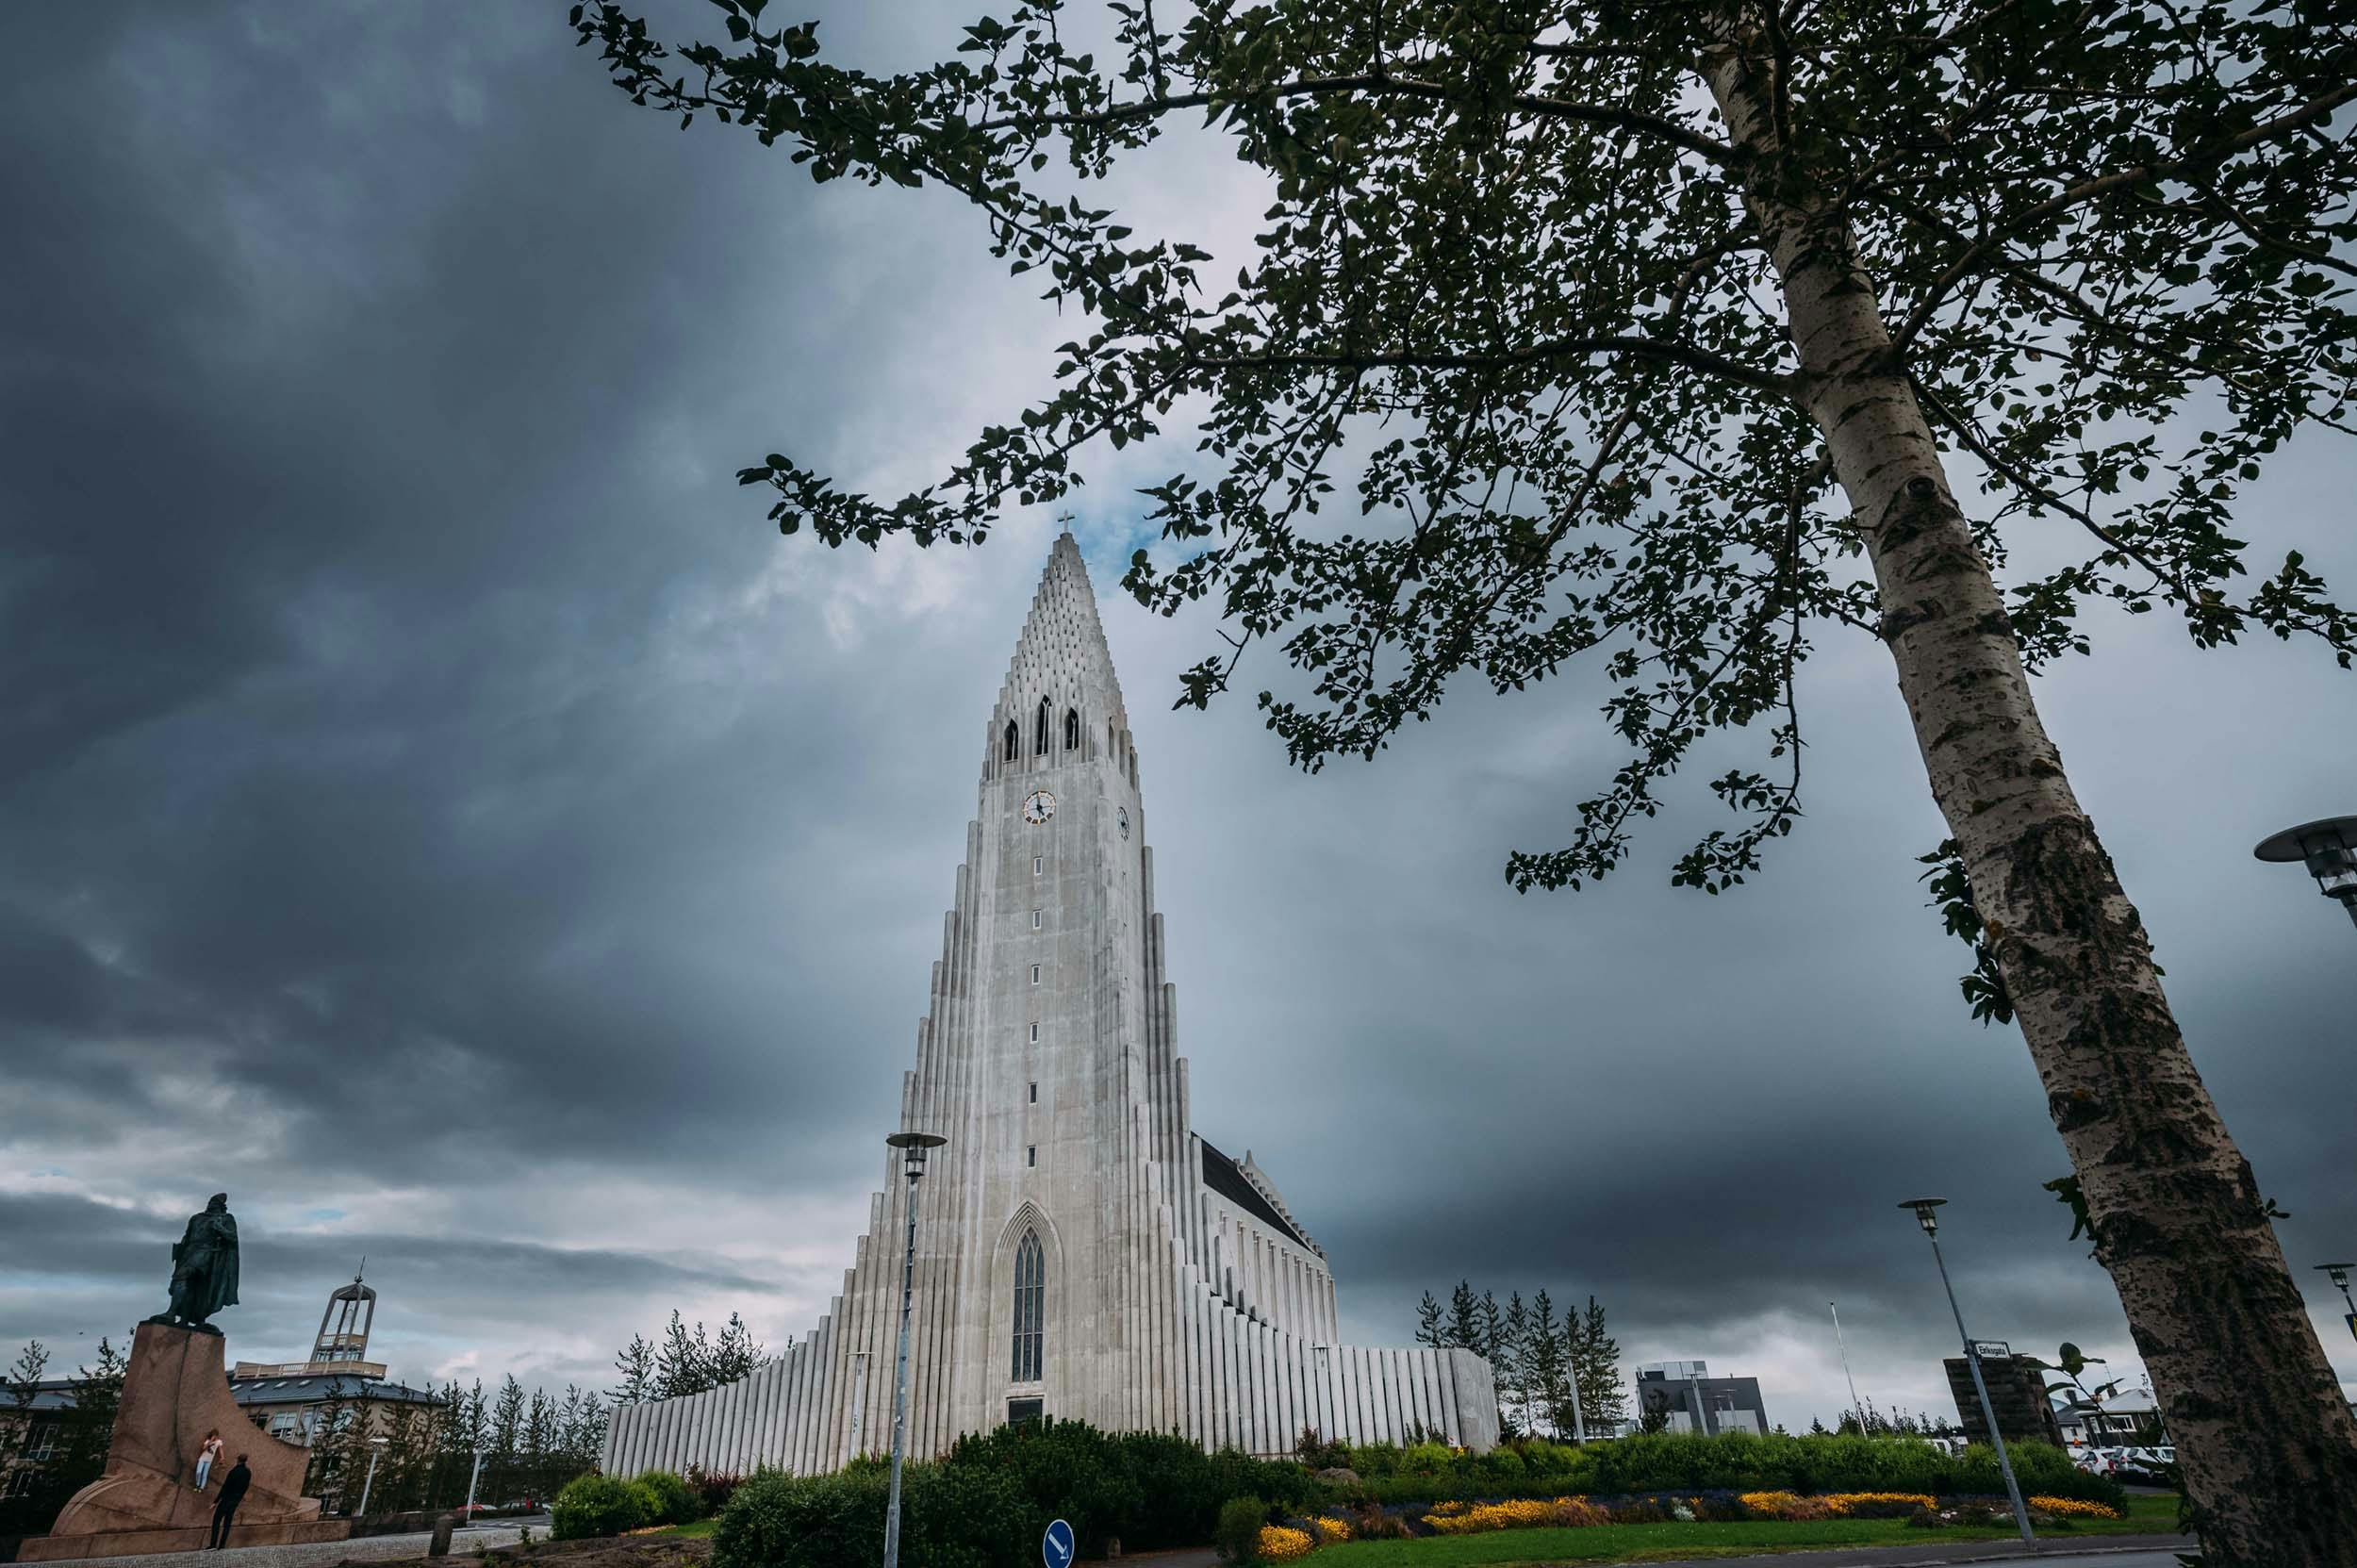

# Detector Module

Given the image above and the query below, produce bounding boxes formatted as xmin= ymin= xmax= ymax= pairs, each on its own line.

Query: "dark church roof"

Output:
xmin=1200 ymin=1140 xmax=1310 ymax=1249
xmin=228 ymin=1375 xmax=442 ymax=1408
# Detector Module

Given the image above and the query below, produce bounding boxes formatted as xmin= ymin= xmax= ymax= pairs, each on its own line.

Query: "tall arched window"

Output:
xmin=1034 ymin=699 xmax=1050 ymax=756
xmin=1003 ymin=719 xmax=1019 ymax=762
xmin=1063 ymin=707 xmax=1080 ymax=751
xmin=1012 ymin=1230 xmax=1044 ymax=1382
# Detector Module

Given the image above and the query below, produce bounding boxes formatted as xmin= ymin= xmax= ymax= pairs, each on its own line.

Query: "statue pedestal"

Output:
xmin=18 ymin=1323 xmax=352 ymax=1561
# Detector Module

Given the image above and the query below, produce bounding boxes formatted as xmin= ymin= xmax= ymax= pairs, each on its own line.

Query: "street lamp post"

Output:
xmin=358 ymin=1435 xmax=387 ymax=1518
xmin=1829 ymin=1301 xmax=1869 ymax=1435
xmin=2317 ymin=1263 xmax=2357 ymax=1344
xmin=1898 ymin=1199 xmax=2034 ymax=1548
xmin=464 ymin=1446 xmax=486 ymax=1523
xmin=881 ymin=1131 xmax=947 ymax=1568
xmin=2254 ymin=816 xmax=2357 ymax=931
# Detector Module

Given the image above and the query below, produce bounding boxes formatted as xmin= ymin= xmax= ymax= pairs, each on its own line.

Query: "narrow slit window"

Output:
xmin=1034 ymin=698 xmax=1050 ymax=756
xmin=1030 ymin=1022 xmax=1039 ymax=1042
xmin=1030 ymin=965 xmax=1041 ymax=984
xmin=1033 ymin=855 xmax=1043 ymax=875
xmin=1031 ymin=910 xmax=1042 ymax=930
xmin=1029 ymin=1081 xmax=1037 ymax=1103
xmin=1063 ymin=707 xmax=1080 ymax=751
xmin=1003 ymin=719 xmax=1018 ymax=763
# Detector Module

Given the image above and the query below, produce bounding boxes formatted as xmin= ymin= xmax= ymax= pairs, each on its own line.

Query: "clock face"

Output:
xmin=1117 ymin=809 xmax=1130 ymax=840
xmin=1023 ymin=789 xmax=1057 ymax=825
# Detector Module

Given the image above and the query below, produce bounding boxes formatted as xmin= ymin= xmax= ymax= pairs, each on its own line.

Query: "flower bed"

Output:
xmin=2031 ymin=1495 xmax=2124 ymax=1519
xmin=1420 ymin=1497 xmax=1610 ymax=1534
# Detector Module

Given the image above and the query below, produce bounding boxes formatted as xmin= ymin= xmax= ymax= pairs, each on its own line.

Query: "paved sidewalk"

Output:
xmin=41 ymin=1521 xmax=543 ymax=1568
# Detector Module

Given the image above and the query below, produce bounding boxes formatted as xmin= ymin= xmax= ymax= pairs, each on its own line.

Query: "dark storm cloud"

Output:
xmin=3 ymin=0 xmax=2351 ymax=1423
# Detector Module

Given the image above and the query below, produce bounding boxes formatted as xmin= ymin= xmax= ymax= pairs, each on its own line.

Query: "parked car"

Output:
xmin=2074 ymin=1444 xmax=2177 ymax=1484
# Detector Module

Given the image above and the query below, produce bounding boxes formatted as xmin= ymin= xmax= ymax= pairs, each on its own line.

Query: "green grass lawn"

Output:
xmin=646 ymin=1518 xmax=720 ymax=1539
xmin=1311 ymin=1495 xmax=2181 ymax=1566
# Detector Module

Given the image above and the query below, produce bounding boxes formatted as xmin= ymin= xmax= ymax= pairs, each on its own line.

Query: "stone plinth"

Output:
xmin=18 ymin=1322 xmax=349 ymax=1561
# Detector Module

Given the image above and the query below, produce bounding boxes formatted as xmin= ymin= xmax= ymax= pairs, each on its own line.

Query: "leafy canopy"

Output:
xmin=576 ymin=0 xmax=2355 ymax=893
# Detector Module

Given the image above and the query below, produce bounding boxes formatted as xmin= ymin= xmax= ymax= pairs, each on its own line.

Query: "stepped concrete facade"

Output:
xmin=603 ymin=536 xmax=1495 ymax=1475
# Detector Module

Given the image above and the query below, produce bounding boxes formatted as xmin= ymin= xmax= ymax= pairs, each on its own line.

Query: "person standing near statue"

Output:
xmin=207 ymin=1456 xmax=251 ymax=1548
xmin=194 ymin=1428 xmax=223 ymax=1491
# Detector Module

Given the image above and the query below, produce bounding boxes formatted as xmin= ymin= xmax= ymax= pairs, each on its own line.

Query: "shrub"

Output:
xmin=685 ymin=1466 xmax=747 ymax=1515
xmin=1310 ymin=1515 xmax=1351 ymax=1543
xmin=551 ymin=1474 xmax=650 ymax=1541
xmin=1398 ymin=1441 xmax=1456 ymax=1475
xmin=1256 ymin=1525 xmax=1313 ymax=1562
xmin=711 ymin=1462 xmax=1038 ymax=1568
xmin=1475 ymin=1447 xmax=1526 ymax=1483
xmin=633 ymin=1469 xmax=699 ymax=1526
xmin=1214 ymin=1496 xmax=1270 ymax=1565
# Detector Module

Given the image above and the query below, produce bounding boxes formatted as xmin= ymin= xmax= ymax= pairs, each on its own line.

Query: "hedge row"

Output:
xmin=678 ymin=1424 xmax=2124 ymax=1566
xmin=1343 ymin=1432 xmax=2120 ymax=1508
xmin=708 ymin=1423 xmax=1320 ymax=1568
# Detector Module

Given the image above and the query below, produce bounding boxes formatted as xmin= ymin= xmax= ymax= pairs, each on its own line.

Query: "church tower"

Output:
xmin=604 ymin=535 xmax=1495 ymax=1474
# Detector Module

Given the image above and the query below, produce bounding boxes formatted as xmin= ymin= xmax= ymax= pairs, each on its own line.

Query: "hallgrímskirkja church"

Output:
xmin=603 ymin=535 xmax=1497 ymax=1475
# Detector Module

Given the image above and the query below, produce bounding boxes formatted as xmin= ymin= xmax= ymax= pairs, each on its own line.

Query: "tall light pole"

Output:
xmin=358 ymin=1435 xmax=387 ymax=1518
xmin=1898 ymin=1199 xmax=2033 ymax=1548
xmin=2255 ymin=816 xmax=2357 ymax=932
xmin=2318 ymin=1263 xmax=2357 ymax=1344
xmin=882 ymin=1131 xmax=946 ymax=1568
xmin=1829 ymin=1301 xmax=1869 ymax=1435
xmin=464 ymin=1445 xmax=486 ymax=1522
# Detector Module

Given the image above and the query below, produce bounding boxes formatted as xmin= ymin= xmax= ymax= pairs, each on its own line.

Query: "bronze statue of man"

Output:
xmin=150 ymin=1193 xmax=239 ymax=1333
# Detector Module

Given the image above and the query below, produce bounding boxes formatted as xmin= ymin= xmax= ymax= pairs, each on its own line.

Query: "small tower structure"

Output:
xmin=311 ymin=1268 xmax=377 ymax=1368
xmin=228 ymin=1266 xmax=387 ymax=1380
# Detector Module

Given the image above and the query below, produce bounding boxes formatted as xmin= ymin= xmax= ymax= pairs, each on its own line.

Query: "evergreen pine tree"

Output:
xmin=1525 ymin=1291 xmax=1574 ymax=1439
xmin=708 ymin=1312 xmax=766 ymax=1385
xmin=5 ymin=1341 xmax=49 ymax=1474
xmin=653 ymin=1312 xmax=713 ymax=1400
xmin=1497 ymin=1292 xmax=1533 ymax=1437
xmin=1573 ymin=1296 xmax=1625 ymax=1429
xmin=1413 ymin=1291 xmax=1443 ymax=1350
xmin=55 ymin=1337 xmax=127 ymax=1495
xmin=487 ymin=1376 xmax=526 ymax=1504
xmin=1443 ymin=1282 xmax=1481 ymax=1354
xmin=522 ymin=1387 xmax=553 ymax=1506
xmin=609 ymin=1334 xmax=654 ymax=1406
xmin=303 ymin=1378 xmax=359 ymax=1511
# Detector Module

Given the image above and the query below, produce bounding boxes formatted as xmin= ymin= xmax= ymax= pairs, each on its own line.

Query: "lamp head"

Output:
xmin=885 ymin=1130 xmax=948 ymax=1179
xmin=2255 ymin=817 xmax=2357 ymax=905
xmin=1898 ymin=1197 xmax=1948 ymax=1237
xmin=2318 ymin=1262 xmax=2355 ymax=1291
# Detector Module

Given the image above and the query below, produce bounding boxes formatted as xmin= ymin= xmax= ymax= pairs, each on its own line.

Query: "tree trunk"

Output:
xmin=1701 ymin=27 xmax=2357 ymax=1567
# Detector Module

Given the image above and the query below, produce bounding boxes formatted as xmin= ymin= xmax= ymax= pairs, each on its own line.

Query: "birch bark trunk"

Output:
xmin=1700 ymin=24 xmax=2357 ymax=1567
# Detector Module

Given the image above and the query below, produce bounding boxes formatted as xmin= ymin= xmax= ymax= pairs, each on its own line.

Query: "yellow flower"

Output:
xmin=1311 ymin=1516 xmax=1352 ymax=1543
xmin=2030 ymin=1495 xmax=2122 ymax=1519
xmin=1256 ymin=1525 xmax=1315 ymax=1561
xmin=1821 ymin=1492 xmax=1937 ymax=1516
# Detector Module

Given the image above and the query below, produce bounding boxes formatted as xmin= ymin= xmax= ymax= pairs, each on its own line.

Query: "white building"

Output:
xmin=603 ymin=535 xmax=1496 ymax=1476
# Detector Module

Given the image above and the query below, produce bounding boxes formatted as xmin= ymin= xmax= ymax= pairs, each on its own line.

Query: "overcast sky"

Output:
xmin=4 ymin=2 xmax=2352 ymax=1438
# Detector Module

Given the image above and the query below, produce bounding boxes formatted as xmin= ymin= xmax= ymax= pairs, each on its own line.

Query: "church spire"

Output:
xmin=987 ymin=529 xmax=1129 ymax=776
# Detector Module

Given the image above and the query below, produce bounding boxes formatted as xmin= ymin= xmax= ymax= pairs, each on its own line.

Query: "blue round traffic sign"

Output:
xmin=1042 ymin=1518 xmax=1075 ymax=1568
